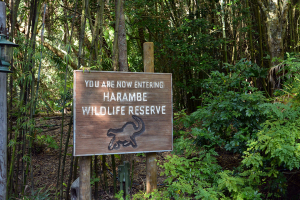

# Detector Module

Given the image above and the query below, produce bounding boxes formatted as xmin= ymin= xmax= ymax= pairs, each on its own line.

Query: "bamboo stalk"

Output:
xmin=258 ymin=6 xmax=263 ymax=68
xmin=94 ymin=156 xmax=98 ymax=199
xmin=112 ymin=0 xmax=121 ymax=71
xmin=98 ymin=0 xmax=105 ymax=68
xmin=102 ymin=155 xmax=108 ymax=192
xmin=88 ymin=0 xmax=102 ymax=68
xmin=246 ymin=0 xmax=254 ymax=63
xmin=220 ymin=0 xmax=227 ymax=64
xmin=60 ymin=114 xmax=73 ymax=200
xmin=118 ymin=0 xmax=128 ymax=71
xmin=232 ymin=1 xmax=237 ymax=63
xmin=73 ymin=157 xmax=79 ymax=182
xmin=28 ymin=0 xmax=42 ymax=191
xmin=111 ymin=155 xmax=117 ymax=194
xmin=56 ymin=0 xmax=78 ymax=198
xmin=289 ymin=4 xmax=293 ymax=52
xmin=66 ymin=148 xmax=74 ymax=200
xmin=78 ymin=0 xmax=89 ymax=69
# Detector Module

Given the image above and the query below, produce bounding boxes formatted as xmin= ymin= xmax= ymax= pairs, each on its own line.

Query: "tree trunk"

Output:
xmin=112 ymin=0 xmax=121 ymax=71
xmin=257 ymin=0 xmax=289 ymax=65
xmin=220 ymin=0 xmax=227 ymax=63
xmin=118 ymin=0 xmax=128 ymax=71
xmin=78 ymin=0 xmax=89 ymax=69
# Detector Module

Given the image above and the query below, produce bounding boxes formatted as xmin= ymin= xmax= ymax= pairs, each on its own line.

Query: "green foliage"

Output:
xmin=159 ymin=153 xmax=215 ymax=198
xmin=216 ymin=170 xmax=262 ymax=200
xmin=8 ymin=0 xmax=300 ymax=198
xmin=186 ymin=60 xmax=267 ymax=153
xmin=160 ymin=135 xmax=263 ymax=199
xmin=132 ymin=189 xmax=169 ymax=200
xmin=165 ymin=58 xmax=300 ymax=198
xmin=136 ymin=152 xmax=145 ymax=157
xmin=163 ymin=16 xmax=221 ymax=111
xmin=173 ymin=109 xmax=187 ymax=128
xmin=114 ymin=190 xmax=130 ymax=200
xmin=9 ymin=188 xmax=51 ymax=200
xmin=280 ymin=52 xmax=300 ymax=105
xmin=239 ymin=54 xmax=300 ymax=198
xmin=90 ymin=172 xmax=100 ymax=186
xmin=36 ymin=135 xmax=59 ymax=149
xmin=160 ymin=149 xmax=221 ymax=198
xmin=243 ymin=103 xmax=300 ymax=171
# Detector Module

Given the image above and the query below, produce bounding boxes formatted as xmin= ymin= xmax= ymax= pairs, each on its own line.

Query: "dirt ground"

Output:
xmin=30 ymin=115 xmax=168 ymax=199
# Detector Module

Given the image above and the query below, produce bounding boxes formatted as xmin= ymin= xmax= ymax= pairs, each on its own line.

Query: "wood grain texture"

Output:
xmin=79 ymin=156 xmax=91 ymax=200
xmin=0 ymin=2 xmax=7 ymax=199
xmin=146 ymin=152 xmax=157 ymax=193
xmin=74 ymin=71 xmax=172 ymax=156
xmin=144 ymin=42 xmax=157 ymax=194
xmin=143 ymin=42 xmax=154 ymax=73
xmin=0 ymin=73 xmax=7 ymax=200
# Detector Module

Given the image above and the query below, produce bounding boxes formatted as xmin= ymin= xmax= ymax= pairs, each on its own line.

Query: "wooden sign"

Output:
xmin=73 ymin=71 xmax=172 ymax=156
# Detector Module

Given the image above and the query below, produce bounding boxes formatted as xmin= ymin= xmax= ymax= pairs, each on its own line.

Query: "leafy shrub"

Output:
xmin=164 ymin=56 xmax=300 ymax=199
xmin=132 ymin=189 xmax=169 ymax=200
xmin=238 ymin=54 xmax=300 ymax=198
xmin=9 ymin=188 xmax=51 ymax=200
xmin=114 ymin=190 xmax=130 ymax=200
xmin=159 ymin=136 xmax=263 ymax=199
xmin=280 ymin=52 xmax=300 ymax=105
xmin=159 ymin=148 xmax=221 ymax=199
xmin=162 ymin=149 xmax=221 ymax=197
xmin=185 ymin=60 xmax=268 ymax=153
xmin=36 ymin=135 xmax=59 ymax=149
xmin=241 ymin=103 xmax=300 ymax=199
xmin=243 ymin=103 xmax=300 ymax=171
xmin=216 ymin=170 xmax=262 ymax=200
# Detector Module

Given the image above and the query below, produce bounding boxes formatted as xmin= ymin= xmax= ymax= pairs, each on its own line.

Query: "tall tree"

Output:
xmin=256 ymin=0 xmax=290 ymax=65
xmin=112 ymin=0 xmax=121 ymax=71
xmin=118 ymin=0 xmax=128 ymax=71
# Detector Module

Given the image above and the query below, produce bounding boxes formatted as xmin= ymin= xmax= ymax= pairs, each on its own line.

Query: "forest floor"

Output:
xmin=27 ymin=114 xmax=300 ymax=199
xmin=30 ymin=114 xmax=168 ymax=199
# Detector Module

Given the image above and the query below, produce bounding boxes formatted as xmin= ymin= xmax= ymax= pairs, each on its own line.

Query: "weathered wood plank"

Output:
xmin=79 ymin=156 xmax=91 ymax=200
xmin=0 ymin=73 xmax=7 ymax=200
xmin=74 ymin=71 xmax=172 ymax=156
xmin=0 ymin=2 xmax=7 ymax=199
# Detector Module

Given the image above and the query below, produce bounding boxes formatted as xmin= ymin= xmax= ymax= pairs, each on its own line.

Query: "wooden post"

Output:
xmin=79 ymin=156 xmax=91 ymax=200
xmin=143 ymin=42 xmax=157 ymax=193
xmin=0 ymin=2 xmax=7 ymax=199
xmin=0 ymin=74 xmax=7 ymax=200
xmin=143 ymin=42 xmax=154 ymax=73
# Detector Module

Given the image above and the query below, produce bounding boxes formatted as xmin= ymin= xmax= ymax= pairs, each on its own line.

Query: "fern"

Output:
xmin=244 ymin=104 xmax=300 ymax=171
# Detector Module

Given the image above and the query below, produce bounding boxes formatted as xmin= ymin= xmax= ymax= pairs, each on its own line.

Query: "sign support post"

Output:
xmin=0 ymin=2 xmax=7 ymax=199
xmin=79 ymin=156 xmax=91 ymax=199
xmin=74 ymin=42 xmax=172 ymax=198
xmin=143 ymin=42 xmax=157 ymax=193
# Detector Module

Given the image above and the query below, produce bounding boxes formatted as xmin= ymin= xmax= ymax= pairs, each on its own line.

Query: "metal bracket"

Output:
xmin=118 ymin=161 xmax=130 ymax=196
xmin=0 ymin=25 xmax=8 ymax=37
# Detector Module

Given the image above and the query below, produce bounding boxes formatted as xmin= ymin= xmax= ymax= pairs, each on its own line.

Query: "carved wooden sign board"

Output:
xmin=73 ymin=71 xmax=173 ymax=156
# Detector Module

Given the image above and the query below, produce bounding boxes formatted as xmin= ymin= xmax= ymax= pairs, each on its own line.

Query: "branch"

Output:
xmin=253 ymin=0 xmax=267 ymax=20
xmin=16 ymin=23 xmax=79 ymax=70
xmin=281 ymin=0 xmax=289 ymax=17
xmin=256 ymin=0 xmax=267 ymax=14
xmin=41 ymin=40 xmax=78 ymax=70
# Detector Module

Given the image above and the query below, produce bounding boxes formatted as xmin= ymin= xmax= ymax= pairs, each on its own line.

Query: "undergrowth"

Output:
xmin=129 ymin=56 xmax=300 ymax=199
